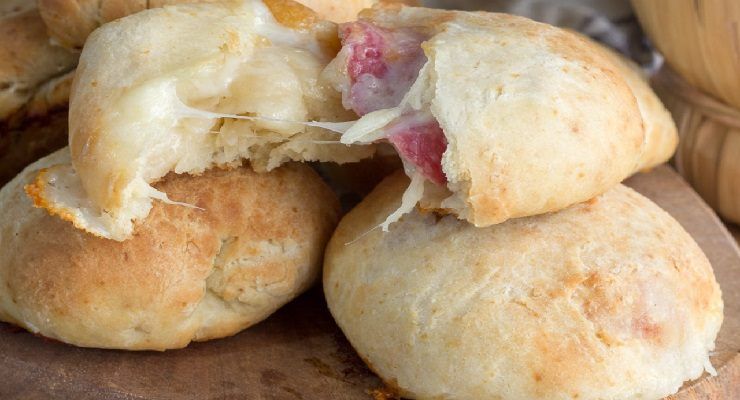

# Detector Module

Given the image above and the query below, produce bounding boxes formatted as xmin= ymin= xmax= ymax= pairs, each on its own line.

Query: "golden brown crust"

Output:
xmin=264 ymin=0 xmax=343 ymax=52
xmin=0 ymin=149 xmax=340 ymax=350
xmin=264 ymin=0 xmax=320 ymax=29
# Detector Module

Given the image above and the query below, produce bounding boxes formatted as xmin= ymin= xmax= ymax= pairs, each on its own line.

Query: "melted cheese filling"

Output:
xmin=34 ymin=0 xmax=368 ymax=241
xmin=326 ymin=21 xmax=452 ymax=231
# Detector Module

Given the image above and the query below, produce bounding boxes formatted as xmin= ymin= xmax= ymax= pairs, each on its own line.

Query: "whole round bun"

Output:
xmin=324 ymin=172 xmax=723 ymax=400
xmin=0 ymin=149 xmax=339 ymax=350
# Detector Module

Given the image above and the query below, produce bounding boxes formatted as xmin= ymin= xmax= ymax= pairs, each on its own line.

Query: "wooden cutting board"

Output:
xmin=0 ymin=165 xmax=738 ymax=399
xmin=730 ymin=225 xmax=740 ymax=245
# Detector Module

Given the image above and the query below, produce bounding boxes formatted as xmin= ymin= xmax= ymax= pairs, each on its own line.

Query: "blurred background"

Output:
xmin=424 ymin=0 xmax=659 ymax=69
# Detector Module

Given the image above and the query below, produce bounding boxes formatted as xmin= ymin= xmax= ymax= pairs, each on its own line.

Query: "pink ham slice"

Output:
xmin=341 ymin=21 xmax=428 ymax=116
xmin=386 ymin=113 xmax=448 ymax=185
xmin=341 ymin=21 xmax=448 ymax=184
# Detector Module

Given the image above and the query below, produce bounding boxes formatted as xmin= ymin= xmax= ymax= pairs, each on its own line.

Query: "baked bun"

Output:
xmin=28 ymin=0 xmax=373 ymax=241
xmin=0 ymin=6 xmax=77 ymax=120
xmin=325 ymin=6 xmax=675 ymax=229
xmin=0 ymin=7 xmax=77 ymax=185
xmin=324 ymin=172 xmax=723 ymax=400
xmin=38 ymin=0 xmax=395 ymax=49
xmin=1 ymin=148 xmax=339 ymax=350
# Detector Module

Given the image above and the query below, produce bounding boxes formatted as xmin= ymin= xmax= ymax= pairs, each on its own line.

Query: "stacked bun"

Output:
xmin=0 ymin=0 xmax=362 ymax=350
xmin=1 ymin=149 xmax=338 ymax=350
xmin=0 ymin=0 xmax=400 ymax=185
xmin=0 ymin=1 xmax=723 ymax=398
xmin=321 ymin=5 xmax=722 ymax=400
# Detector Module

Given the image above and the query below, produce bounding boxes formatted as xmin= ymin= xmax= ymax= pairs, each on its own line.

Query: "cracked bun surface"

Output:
xmin=0 ymin=148 xmax=339 ymax=350
xmin=324 ymin=172 xmax=723 ymax=400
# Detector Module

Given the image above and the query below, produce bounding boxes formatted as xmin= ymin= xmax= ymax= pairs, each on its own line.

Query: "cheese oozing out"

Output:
xmin=31 ymin=7 xmax=442 ymax=240
xmin=28 ymin=0 xmax=375 ymax=241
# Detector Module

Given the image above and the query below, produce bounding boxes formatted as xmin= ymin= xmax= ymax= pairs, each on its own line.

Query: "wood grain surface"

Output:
xmin=0 ymin=165 xmax=738 ymax=399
